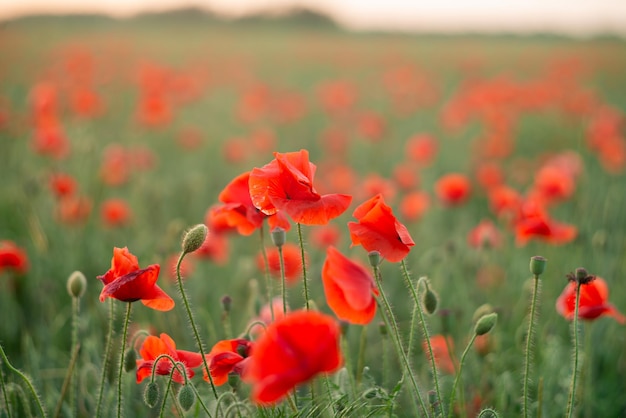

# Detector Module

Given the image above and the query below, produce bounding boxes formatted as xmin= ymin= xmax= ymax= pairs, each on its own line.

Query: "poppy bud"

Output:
xmin=182 ymin=224 xmax=208 ymax=254
xmin=123 ymin=348 xmax=137 ymax=372
xmin=475 ymin=313 xmax=498 ymax=336
xmin=419 ymin=277 xmax=438 ymax=314
xmin=228 ymin=373 xmax=240 ymax=391
xmin=477 ymin=408 xmax=500 ymax=418
xmin=177 ymin=384 xmax=195 ymax=411
xmin=221 ymin=295 xmax=232 ymax=313
xmin=368 ymin=251 xmax=381 ymax=267
xmin=67 ymin=271 xmax=87 ymax=298
xmin=529 ymin=256 xmax=547 ymax=276
xmin=271 ymin=227 xmax=286 ymax=248
xmin=144 ymin=382 xmax=160 ymax=408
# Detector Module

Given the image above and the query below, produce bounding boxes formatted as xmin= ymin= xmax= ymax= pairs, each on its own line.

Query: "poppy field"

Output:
xmin=1 ymin=15 xmax=626 ymax=418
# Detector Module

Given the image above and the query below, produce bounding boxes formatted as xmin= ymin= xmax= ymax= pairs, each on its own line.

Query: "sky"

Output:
xmin=1 ymin=0 xmax=626 ymax=36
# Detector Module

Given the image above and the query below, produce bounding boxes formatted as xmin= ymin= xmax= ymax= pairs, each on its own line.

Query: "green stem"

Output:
xmin=259 ymin=225 xmax=275 ymax=322
xmin=53 ymin=344 xmax=80 ymax=418
xmin=70 ymin=296 xmax=79 ymax=418
xmin=0 ymin=360 xmax=12 ymax=418
xmin=447 ymin=334 xmax=477 ymax=418
xmin=176 ymin=251 xmax=219 ymax=399
xmin=159 ymin=371 xmax=175 ymax=418
xmin=523 ymin=275 xmax=541 ymax=418
xmin=116 ymin=302 xmax=132 ymax=418
xmin=277 ymin=245 xmax=287 ymax=316
xmin=566 ymin=283 xmax=582 ymax=418
xmin=402 ymin=263 xmax=442 ymax=410
xmin=297 ymin=223 xmax=310 ymax=310
xmin=355 ymin=325 xmax=367 ymax=386
xmin=96 ymin=299 xmax=115 ymax=418
xmin=373 ymin=265 xmax=429 ymax=417
xmin=0 ymin=344 xmax=47 ymax=417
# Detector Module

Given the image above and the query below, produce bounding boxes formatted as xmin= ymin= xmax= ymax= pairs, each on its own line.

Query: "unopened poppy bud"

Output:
xmin=378 ymin=321 xmax=387 ymax=336
xmin=123 ymin=348 xmax=137 ymax=372
xmin=177 ymin=384 xmax=195 ymax=411
xmin=67 ymin=271 xmax=87 ymax=298
xmin=529 ymin=256 xmax=547 ymax=276
xmin=221 ymin=295 xmax=232 ymax=313
xmin=472 ymin=304 xmax=494 ymax=324
xmin=368 ymin=251 xmax=381 ymax=267
xmin=419 ymin=278 xmax=438 ymax=314
xmin=477 ymin=408 xmax=500 ymax=418
xmin=182 ymin=224 xmax=208 ymax=254
xmin=475 ymin=312 xmax=498 ymax=336
xmin=271 ymin=227 xmax=286 ymax=248
xmin=144 ymin=381 xmax=160 ymax=408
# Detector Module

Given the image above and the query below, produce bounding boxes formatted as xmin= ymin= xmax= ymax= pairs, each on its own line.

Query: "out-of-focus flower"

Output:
xmin=203 ymin=338 xmax=253 ymax=385
xmin=424 ymin=335 xmax=455 ymax=375
xmin=322 ymin=247 xmax=378 ymax=324
xmin=435 ymin=173 xmax=472 ymax=206
xmin=245 ymin=310 xmax=342 ymax=404
xmin=100 ymin=198 xmax=132 ymax=227
xmin=49 ymin=173 xmax=77 ymax=198
xmin=0 ymin=241 xmax=29 ymax=275
xmin=556 ymin=277 xmax=625 ymax=324
xmin=467 ymin=219 xmax=502 ymax=249
xmin=258 ymin=243 xmax=305 ymax=285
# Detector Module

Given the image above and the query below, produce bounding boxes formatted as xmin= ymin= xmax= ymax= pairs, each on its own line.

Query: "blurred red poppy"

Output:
xmin=435 ymin=173 xmax=472 ymax=206
xmin=309 ymin=224 xmax=341 ymax=249
xmin=424 ymin=335 xmax=455 ymax=375
xmin=0 ymin=241 xmax=29 ymax=275
xmin=556 ymin=277 xmax=625 ymax=324
xmin=56 ymin=195 xmax=92 ymax=225
xmin=399 ymin=191 xmax=430 ymax=223
xmin=467 ymin=219 xmax=502 ymax=249
xmin=194 ymin=231 xmax=230 ymax=265
xmin=322 ymin=247 xmax=379 ymax=324
xmin=97 ymin=247 xmax=174 ymax=311
xmin=406 ymin=134 xmax=438 ymax=166
xmin=203 ymin=338 xmax=253 ymax=385
xmin=49 ymin=173 xmax=77 ymax=198
xmin=245 ymin=310 xmax=342 ymax=404
xmin=100 ymin=198 xmax=132 ymax=227
xmin=348 ymin=194 xmax=415 ymax=262
xmin=249 ymin=150 xmax=352 ymax=225
xmin=258 ymin=243 xmax=305 ymax=285
xmin=136 ymin=333 xmax=202 ymax=384
xmin=514 ymin=201 xmax=577 ymax=246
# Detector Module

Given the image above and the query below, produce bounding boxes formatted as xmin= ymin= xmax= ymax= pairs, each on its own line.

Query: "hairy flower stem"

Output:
xmin=176 ymin=251 xmax=218 ymax=399
xmin=355 ymin=325 xmax=367 ymax=386
xmin=259 ymin=226 xmax=275 ymax=322
xmin=565 ymin=282 xmax=582 ymax=418
xmin=373 ymin=265 xmax=429 ymax=417
xmin=53 ymin=344 xmax=80 ymax=418
xmin=297 ymin=223 xmax=310 ymax=310
xmin=116 ymin=302 xmax=132 ymax=418
xmin=278 ymin=246 xmax=287 ymax=316
xmin=70 ymin=296 xmax=79 ymax=418
xmin=523 ymin=274 xmax=541 ymax=418
xmin=0 ymin=344 xmax=46 ymax=417
xmin=96 ymin=299 xmax=115 ymax=418
xmin=1 ymin=362 xmax=11 ymax=418
xmin=447 ymin=334 xmax=477 ymax=418
xmin=402 ymin=262 xmax=442 ymax=410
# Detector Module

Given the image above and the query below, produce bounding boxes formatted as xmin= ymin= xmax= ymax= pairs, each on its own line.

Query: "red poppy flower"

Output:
xmin=56 ymin=195 xmax=92 ymax=225
xmin=424 ymin=335 xmax=455 ymax=375
xmin=475 ymin=161 xmax=504 ymax=191
xmin=245 ymin=310 xmax=342 ymax=404
xmin=309 ymin=224 xmax=341 ymax=249
xmin=399 ymin=191 xmax=430 ymax=223
xmin=136 ymin=333 xmax=202 ymax=384
xmin=257 ymin=243 xmax=305 ymax=285
xmin=556 ymin=277 xmax=625 ymax=324
xmin=97 ymin=247 xmax=174 ymax=311
xmin=209 ymin=172 xmax=268 ymax=236
xmin=203 ymin=338 xmax=253 ymax=385
xmin=488 ymin=185 xmax=522 ymax=218
xmin=249 ymin=150 xmax=352 ymax=225
xmin=0 ymin=241 xmax=29 ymax=275
xmin=348 ymin=194 xmax=415 ymax=263
xmin=435 ymin=173 xmax=472 ymax=206
xmin=322 ymin=247 xmax=379 ymax=325
xmin=100 ymin=198 xmax=132 ymax=227
xmin=531 ymin=165 xmax=575 ymax=204
xmin=406 ymin=134 xmax=438 ymax=166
